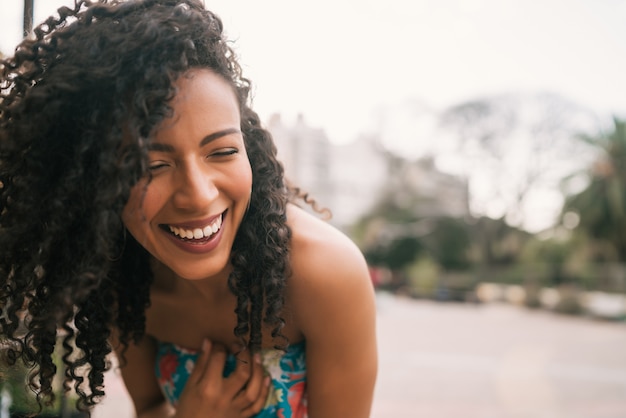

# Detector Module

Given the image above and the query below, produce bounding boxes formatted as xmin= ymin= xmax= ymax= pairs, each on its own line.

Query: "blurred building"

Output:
xmin=328 ymin=134 xmax=388 ymax=227
xmin=268 ymin=113 xmax=333 ymax=213
xmin=268 ymin=114 xmax=387 ymax=228
xmin=396 ymin=156 xmax=470 ymax=219
xmin=267 ymin=113 xmax=469 ymax=228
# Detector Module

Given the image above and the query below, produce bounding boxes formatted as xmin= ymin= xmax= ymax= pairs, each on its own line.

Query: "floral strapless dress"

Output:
xmin=155 ymin=340 xmax=307 ymax=418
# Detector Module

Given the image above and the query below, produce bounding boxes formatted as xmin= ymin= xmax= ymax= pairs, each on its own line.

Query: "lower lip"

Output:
xmin=163 ymin=223 xmax=225 ymax=254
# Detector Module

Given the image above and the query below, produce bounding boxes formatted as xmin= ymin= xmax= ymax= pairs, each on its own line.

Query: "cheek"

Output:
xmin=242 ymin=164 xmax=253 ymax=194
xmin=121 ymin=186 xmax=144 ymax=234
xmin=122 ymin=182 xmax=160 ymax=236
xmin=231 ymin=157 xmax=253 ymax=198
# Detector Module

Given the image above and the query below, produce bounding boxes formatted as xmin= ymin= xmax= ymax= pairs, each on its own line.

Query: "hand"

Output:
xmin=174 ymin=339 xmax=270 ymax=418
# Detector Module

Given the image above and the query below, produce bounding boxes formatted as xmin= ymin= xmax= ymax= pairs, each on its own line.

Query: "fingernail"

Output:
xmin=254 ymin=353 xmax=261 ymax=364
xmin=264 ymin=376 xmax=271 ymax=387
xmin=202 ymin=339 xmax=210 ymax=352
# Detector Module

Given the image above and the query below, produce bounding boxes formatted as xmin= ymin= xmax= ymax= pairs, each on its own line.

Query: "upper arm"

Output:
xmin=110 ymin=332 xmax=173 ymax=417
xmin=290 ymin=224 xmax=378 ymax=418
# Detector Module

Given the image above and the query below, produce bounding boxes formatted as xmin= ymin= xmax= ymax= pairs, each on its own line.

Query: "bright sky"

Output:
xmin=1 ymin=0 xmax=626 ymax=231
xmin=2 ymin=0 xmax=625 ymax=145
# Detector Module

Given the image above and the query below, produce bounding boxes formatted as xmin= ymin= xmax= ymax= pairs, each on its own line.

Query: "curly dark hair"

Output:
xmin=0 ymin=0 xmax=295 ymax=412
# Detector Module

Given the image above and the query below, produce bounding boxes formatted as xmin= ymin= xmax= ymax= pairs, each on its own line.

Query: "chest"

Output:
xmin=145 ymin=290 xmax=239 ymax=349
xmin=145 ymin=288 xmax=302 ymax=350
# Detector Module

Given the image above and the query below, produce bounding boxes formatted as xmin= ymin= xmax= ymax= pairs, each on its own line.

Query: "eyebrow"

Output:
xmin=148 ymin=128 xmax=241 ymax=152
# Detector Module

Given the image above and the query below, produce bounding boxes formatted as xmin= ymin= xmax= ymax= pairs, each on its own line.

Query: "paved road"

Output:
xmin=93 ymin=293 xmax=626 ymax=418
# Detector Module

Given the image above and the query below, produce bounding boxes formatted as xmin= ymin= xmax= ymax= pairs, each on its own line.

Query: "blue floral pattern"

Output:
xmin=155 ymin=340 xmax=308 ymax=418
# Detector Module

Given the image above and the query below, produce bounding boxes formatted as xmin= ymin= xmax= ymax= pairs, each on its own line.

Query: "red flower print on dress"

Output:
xmin=159 ymin=352 xmax=179 ymax=383
xmin=287 ymin=381 xmax=306 ymax=418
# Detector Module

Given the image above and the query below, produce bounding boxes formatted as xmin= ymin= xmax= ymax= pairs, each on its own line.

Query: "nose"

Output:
xmin=171 ymin=161 xmax=218 ymax=210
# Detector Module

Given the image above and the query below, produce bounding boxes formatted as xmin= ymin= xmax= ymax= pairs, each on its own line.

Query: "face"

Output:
xmin=122 ymin=69 xmax=252 ymax=281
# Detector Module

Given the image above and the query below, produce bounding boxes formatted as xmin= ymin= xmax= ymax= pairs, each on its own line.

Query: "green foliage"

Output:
xmin=406 ymin=256 xmax=440 ymax=298
xmin=563 ymin=117 xmax=626 ymax=261
xmin=1 ymin=360 xmax=61 ymax=415
xmin=521 ymin=235 xmax=573 ymax=265
xmin=364 ymin=236 xmax=422 ymax=271
xmin=0 ymin=344 xmax=85 ymax=417
xmin=465 ymin=216 xmax=530 ymax=266
xmin=423 ymin=217 xmax=472 ymax=270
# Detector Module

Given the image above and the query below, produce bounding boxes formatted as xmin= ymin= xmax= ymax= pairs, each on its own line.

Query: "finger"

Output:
xmin=202 ymin=342 xmax=228 ymax=386
xmin=234 ymin=353 xmax=266 ymax=409
xmin=188 ymin=339 xmax=212 ymax=384
xmin=223 ymin=348 xmax=253 ymax=398
xmin=241 ymin=374 xmax=271 ymax=416
xmin=242 ymin=353 xmax=265 ymax=400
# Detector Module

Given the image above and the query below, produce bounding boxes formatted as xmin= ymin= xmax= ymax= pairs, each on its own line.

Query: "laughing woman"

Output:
xmin=0 ymin=0 xmax=377 ymax=417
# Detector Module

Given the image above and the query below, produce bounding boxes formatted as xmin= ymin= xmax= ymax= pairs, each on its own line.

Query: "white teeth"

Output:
xmin=168 ymin=214 xmax=223 ymax=240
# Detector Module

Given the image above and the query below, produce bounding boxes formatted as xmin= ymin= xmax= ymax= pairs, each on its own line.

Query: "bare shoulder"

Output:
xmin=285 ymin=204 xmax=374 ymax=329
xmin=287 ymin=204 xmax=369 ymax=288
xmin=285 ymin=205 xmax=378 ymax=417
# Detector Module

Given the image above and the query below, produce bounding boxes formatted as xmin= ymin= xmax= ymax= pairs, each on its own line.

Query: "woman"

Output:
xmin=0 ymin=1 xmax=377 ymax=417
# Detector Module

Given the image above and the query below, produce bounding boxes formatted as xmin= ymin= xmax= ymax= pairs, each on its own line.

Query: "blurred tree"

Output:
xmin=439 ymin=92 xmax=596 ymax=230
xmin=364 ymin=236 xmax=422 ymax=271
xmin=467 ymin=216 xmax=530 ymax=266
xmin=562 ymin=117 xmax=626 ymax=261
xmin=353 ymin=151 xmax=439 ymax=276
xmin=421 ymin=217 xmax=471 ymax=270
xmin=355 ymin=184 xmax=472 ymax=275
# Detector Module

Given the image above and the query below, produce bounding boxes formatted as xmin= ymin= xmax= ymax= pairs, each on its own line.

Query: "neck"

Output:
xmin=150 ymin=257 xmax=233 ymax=302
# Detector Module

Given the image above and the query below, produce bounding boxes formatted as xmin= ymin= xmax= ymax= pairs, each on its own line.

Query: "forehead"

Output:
xmin=171 ymin=69 xmax=238 ymax=108
xmin=154 ymin=69 xmax=241 ymax=138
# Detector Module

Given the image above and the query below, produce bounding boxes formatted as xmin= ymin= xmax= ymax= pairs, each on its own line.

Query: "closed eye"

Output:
xmin=148 ymin=162 xmax=170 ymax=171
xmin=210 ymin=148 xmax=238 ymax=157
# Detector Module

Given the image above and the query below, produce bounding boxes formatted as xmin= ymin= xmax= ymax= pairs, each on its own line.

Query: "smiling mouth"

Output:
xmin=162 ymin=213 xmax=223 ymax=242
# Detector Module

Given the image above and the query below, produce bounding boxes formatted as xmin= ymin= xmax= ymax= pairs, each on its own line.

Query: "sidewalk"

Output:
xmin=93 ymin=293 xmax=626 ymax=418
